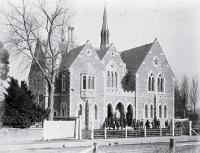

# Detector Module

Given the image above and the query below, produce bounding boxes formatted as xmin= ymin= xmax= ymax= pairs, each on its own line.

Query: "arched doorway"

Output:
xmin=107 ymin=104 xmax=113 ymax=119
xmin=115 ymin=102 xmax=124 ymax=120
xmin=126 ymin=104 xmax=133 ymax=126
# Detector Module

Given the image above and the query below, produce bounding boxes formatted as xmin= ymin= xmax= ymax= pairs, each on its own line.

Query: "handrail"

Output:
xmin=191 ymin=129 xmax=198 ymax=135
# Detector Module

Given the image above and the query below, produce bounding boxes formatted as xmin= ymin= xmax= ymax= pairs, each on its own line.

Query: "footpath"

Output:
xmin=0 ymin=135 xmax=199 ymax=152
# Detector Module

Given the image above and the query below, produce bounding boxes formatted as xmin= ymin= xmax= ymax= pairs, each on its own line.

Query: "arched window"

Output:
xmin=115 ymin=72 xmax=118 ymax=88
xmin=83 ymin=76 xmax=86 ymax=89
xmin=148 ymin=73 xmax=155 ymax=91
xmin=95 ymin=105 xmax=98 ymax=120
xmin=88 ymin=76 xmax=91 ymax=89
xmin=150 ymin=104 xmax=153 ymax=118
xmin=92 ymin=76 xmax=95 ymax=89
xmin=158 ymin=74 xmax=164 ymax=92
xmin=164 ymin=105 xmax=167 ymax=118
xmin=107 ymin=71 xmax=110 ymax=87
xmin=159 ymin=105 xmax=162 ymax=118
xmin=78 ymin=104 xmax=82 ymax=115
xmin=145 ymin=104 xmax=148 ymax=118
xmin=111 ymin=72 xmax=114 ymax=87
xmin=148 ymin=77 xmax=151 ymax=91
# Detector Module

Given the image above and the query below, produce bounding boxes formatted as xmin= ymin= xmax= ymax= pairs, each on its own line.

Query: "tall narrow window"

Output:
xmin=83 ymin=76 xmax=86 ymax=89
xmin=158 ymin=74 xmax=164 ymax=92
xmin=62 ymin=74 xmax=66 ymax=91
xmin=157 ymin=78 xmax=160 ymax=92
xmin=88 ymin=76 xmax=91 ymax=89
xmin=150 ymin=105 xmax=153 ymax=118
xmin=145 ymin=105 xmax=148 ymax=118
xmin=148 ymin=77 xmax=151 ymax=91
xmin=61 ymin=103 xmax=66 ymax=116
xmin=107 ymin=71 xmax=110 ymax=87
xmin=148 ymin=73 xmax=155 ymax=91
xmin=92 ymin=76 xmax=95 ymax=89
xmin=164 ymin=105 xmax=167 ymax=118
xmin=111 ymin=72 xmax=114 ymax=87
xmin=95 ymin=105 xmax=98 ymax=120
xmin=115 ymin=72 xmax=118 ymax=88
xmin=159 ymin=105 xmax=162 ymax=118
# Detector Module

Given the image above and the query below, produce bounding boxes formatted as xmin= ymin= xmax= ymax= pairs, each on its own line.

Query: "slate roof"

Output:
xmin=121 ymin=42 xmax=154 ymax=75
xmin=59 ymin=44 xmax=86 ymax=71
xmin=96 ymin=47 xmax=110 ymax=60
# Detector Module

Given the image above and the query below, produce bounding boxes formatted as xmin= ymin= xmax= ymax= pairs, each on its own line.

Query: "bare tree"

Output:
xmin=189 ymin=76 xmax=199 ymax=120
xmin=3 ymin=0 xmax=73 ymax=120
xmin=180 ymin=75 xmax=189 ymax=118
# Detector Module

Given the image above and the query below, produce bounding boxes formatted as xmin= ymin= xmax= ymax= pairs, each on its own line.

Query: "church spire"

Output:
xmin=100 ymin=1 xmax=109 ymax=50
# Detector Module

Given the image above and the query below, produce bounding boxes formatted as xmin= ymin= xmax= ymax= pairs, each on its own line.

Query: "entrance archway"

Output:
xmin=115 ymin=102 xmax=125 ymax=120
xmin=107 ymin=104 xmax=113 ymax=119
xmin=126 ymin=104 xmax=133 ymax=126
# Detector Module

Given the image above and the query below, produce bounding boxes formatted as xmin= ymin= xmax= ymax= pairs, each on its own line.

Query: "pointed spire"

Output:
xmin=100 ymin=0 xmax=109 ymax=50
xmin=102 ymin=1 xmax=108 ymax=31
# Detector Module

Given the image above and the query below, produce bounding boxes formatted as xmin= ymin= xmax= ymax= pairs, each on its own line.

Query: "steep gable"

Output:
xmin=59 ymin=43 xmax=86 ymax=72
xmin=121 ymin=42 xmax=154 ymax=75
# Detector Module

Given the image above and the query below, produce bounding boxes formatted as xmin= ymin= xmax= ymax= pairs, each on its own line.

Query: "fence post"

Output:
xmin=169 ymin=138 xmax=175 ymax=153
xmin=91 ymin=122 xmax=94 ymax=140
xmin=75 ymin=118 xmax=78 ymax=140
xmin=93 ymin=142 xmax=98 ymax=153
xmin=79 ymin=115 xmax=82 ymax=140
xmin=125 ymin=125 xmax=127 ymax=138
xmin=172 ymin=119 xmax=174 ymax=136
xmin=160 ymin=126 xmax=162 ymax=136
xmin=104 ymin=126 xmax=107 ymax=139
xmin=144 ymin=125 xmax=146 ymax=138
xmin=180 ymin=127 xmax=182 ymax=136
xmin=189 ymin=121 xmax=192 ymax=136
xmin=43 ymin=119 xmax=46 ymax=140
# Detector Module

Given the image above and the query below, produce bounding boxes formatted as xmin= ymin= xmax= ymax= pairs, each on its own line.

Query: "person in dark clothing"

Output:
xmin=136 ymin=120 xmax=140 ymax=129
xmin=145 ymin=120 xmax=150 ymax=129
xmin=132 ymin=119 xmax=136 ymax=129
xmin=108 ymin=118 xmax=111 ymax=130
xmin=165 ymin=120 xmax=168 ymax=128
xmin=140 ymin=119 xmax=144 ymax=128
xmin=154 ymin=117 xmax=158 ymax=128
xmin=157 ymin=119 xmax=160 ymax=128
xmin=116 ymin=119 xmax=120 ymax=130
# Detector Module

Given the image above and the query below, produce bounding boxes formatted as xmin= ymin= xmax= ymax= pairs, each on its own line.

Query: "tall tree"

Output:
xmin=189 ymin=76 xmax=199 ymax=120
xmin=174 ymin=81 xmax=182 ymax=118
xmin=4 ymin=0 xmax=73 ymax=120
xmin=180 ymin=75 xmax=189 ymax=118
xmin=3 ymin=77 xmax=48 ymax=128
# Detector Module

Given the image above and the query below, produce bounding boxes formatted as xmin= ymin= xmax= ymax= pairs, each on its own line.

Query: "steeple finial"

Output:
xmin=100 ymin=0 xmax=109 ymax=50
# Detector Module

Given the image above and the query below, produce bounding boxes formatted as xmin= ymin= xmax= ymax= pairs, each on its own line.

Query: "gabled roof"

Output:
xmin=96 ymin=47 xmax=110 ymax=60
xmin=121 ymin=42 xmax=154 ymax=75
xmin=59 ymin=44 xmax=86 ymax=71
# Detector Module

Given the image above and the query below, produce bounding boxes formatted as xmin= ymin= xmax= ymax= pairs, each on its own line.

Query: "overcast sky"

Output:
xmin=0 ymin=0 xmax=200 ymax=82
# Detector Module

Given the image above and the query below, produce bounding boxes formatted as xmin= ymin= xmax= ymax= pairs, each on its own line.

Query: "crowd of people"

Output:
xmin=103 ymin=116 xmax=172 ymax=130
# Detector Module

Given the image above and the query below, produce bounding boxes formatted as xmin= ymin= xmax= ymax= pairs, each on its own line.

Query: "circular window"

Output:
xmin=86 ymin=49 xmax=92 ymax=56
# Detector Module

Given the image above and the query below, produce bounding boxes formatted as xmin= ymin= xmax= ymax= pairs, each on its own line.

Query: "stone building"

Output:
xmin=28 ymin=5 xmax=175 ymax=132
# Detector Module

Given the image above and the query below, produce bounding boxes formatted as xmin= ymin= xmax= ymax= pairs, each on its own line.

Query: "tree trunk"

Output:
xmin=48 ymin=82 xmax=55 ymax=121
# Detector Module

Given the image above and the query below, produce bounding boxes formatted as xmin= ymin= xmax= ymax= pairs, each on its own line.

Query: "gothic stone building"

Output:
xmin=28 ymin=5 xmax=175 ymax=131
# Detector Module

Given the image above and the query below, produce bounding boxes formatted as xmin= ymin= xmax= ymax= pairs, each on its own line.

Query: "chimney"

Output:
xmin=68 ymin=26 xmax=71 ymax=43
xmin=71 ymin=26 xmax=74 ymax=43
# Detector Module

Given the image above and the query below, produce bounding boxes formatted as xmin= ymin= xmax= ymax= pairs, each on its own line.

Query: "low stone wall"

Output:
xmin=43 ymin=120 xmax=76 ymax=140
xmin=0 ymin=128 xmax=43 ymax=144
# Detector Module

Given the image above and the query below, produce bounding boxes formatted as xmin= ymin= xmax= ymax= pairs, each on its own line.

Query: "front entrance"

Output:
xmin=126 ymin=104 xmax=133 ymax=126
xmin=115 ymin=102 xmax=125 ymax=121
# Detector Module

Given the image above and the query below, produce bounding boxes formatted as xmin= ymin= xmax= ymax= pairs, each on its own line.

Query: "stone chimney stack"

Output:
xmin=68 ymin=26 xmax=71 ymax=43
xmin=71 ymin=26 xmax=74 ymax=43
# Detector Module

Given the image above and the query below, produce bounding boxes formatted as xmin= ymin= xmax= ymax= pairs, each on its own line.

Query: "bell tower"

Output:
xmin=100 ymin=2 xmax=109 ymax=50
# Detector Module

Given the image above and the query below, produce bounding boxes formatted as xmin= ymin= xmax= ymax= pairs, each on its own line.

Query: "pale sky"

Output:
xmin=0 ymin=0 xmax=200 ymax=82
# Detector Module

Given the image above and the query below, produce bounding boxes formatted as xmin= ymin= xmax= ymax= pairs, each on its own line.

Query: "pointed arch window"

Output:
xmin=107 ymin=71 xmax=110 ymax=87
xmin=62 ymin=74 xmax=66 ymax=91
xmin=159 ymin=105 xmax=162 ymax=118
xmin=164 ymin=105 xmax=167 ymax=118
xmin=157 ymin=74 xmax=164 ymax=92
xmin=95 ymin=105 xmax=98 ymax=120
xmin=148 ymin=73 xmax=155 ymax=91
xmin=82 ymin=75 xmax=95 ymax=90
xmin=150 ymin=104 xmax=153 ymax=118
xmin=145 ymin=104 xmax=148 ymax=118
xmin=115 ymin=72 xmax=118 ymax=88
xmin=83 ymin=75 xmax=86 ymax=89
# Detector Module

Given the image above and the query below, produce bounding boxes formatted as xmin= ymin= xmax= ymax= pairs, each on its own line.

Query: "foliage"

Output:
xmin=2 ymin=77 xmax=49 ymax=128
xmin=3 ymin=0 xmax=74 ymax=120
